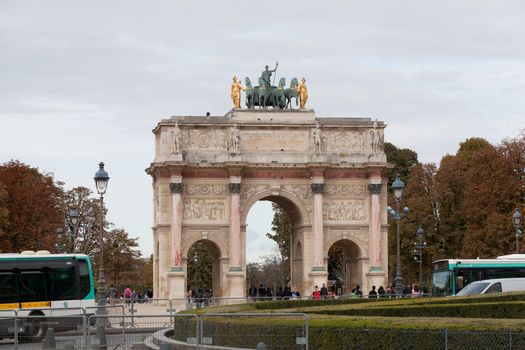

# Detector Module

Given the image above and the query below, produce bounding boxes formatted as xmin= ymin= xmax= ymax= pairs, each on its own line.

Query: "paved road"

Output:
xmin=0 ymin=332 xmax=151 ymax=349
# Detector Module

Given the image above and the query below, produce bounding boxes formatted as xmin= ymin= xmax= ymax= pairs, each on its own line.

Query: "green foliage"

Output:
xmin=187 ymin=241 xmax=214 ymax=291
xmin=267 ymin=203 xmax=292 ymax=261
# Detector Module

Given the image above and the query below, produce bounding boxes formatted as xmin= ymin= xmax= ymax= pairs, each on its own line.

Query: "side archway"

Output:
xmin=185 ymin=239 xmax=223 ymax=298
xmin=327 ymin=239 xmax=362 ymax=296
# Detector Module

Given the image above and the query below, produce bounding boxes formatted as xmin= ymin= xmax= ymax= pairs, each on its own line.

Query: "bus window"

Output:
xmin=19 ymin=271 xmax=46 ymax=302
xmin=0 ymin=272 xmax=18 ymax=304
xmin=455 ymin=269 xmax=483 ymax=292
xmin=48 ymin=267 xmax=76 ymax=301
xmin=78 ymin=260 xmax=90 ymax=299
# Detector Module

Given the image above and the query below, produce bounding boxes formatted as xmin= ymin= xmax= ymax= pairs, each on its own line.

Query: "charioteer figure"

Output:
xmin=260 ymin=62 xmax=278 ymax=87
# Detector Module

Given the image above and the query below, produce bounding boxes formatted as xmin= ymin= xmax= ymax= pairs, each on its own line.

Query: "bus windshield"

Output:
xmin=432 ymin=270 xmax=452 ymax=296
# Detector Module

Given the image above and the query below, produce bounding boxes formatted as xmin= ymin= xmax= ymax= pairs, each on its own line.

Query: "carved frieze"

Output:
xmin=182 ymin=199 xmax=227 ymax=221
xmin=240 ymin=183 xmax=312 ymax=213
xmin=182 ymin=129 xmax=227 ymax=150
xmin=323 ymin=129 xmax=384 ymax=153
xmin=325 ymin=184 xmax=368 ymax=198
xmin=183 ymin=184 xmax=227 ymax=196
xmin=323 ymin=200 xmax=367 ymax=221
xmin=242 ymin=130 xmax=308 ymax=151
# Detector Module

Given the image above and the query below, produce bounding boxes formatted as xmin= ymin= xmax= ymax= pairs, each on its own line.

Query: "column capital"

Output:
xmin=169 ymin=182 xmax=183 ymax=193
xmin=311 ymin=183 xmax=325 ymax=194
xmin=368 ymin=183 xmax=382 ymax=195
xmin=228 ymin=183 xmax=241 ymax=194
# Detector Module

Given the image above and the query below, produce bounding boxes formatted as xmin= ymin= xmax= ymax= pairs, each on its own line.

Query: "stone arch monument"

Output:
xmin=146 ymin=108 xmax=389 ymax=299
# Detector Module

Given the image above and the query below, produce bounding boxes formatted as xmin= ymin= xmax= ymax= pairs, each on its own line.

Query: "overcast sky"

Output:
xmin=1 ymin=1 xmax=524 ymax=260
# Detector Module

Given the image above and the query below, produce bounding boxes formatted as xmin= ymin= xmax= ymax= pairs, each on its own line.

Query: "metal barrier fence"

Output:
xmin=201 ymin=313 xmax=308 ymax=350
xmin=4 ymin=311 xmax=525 ymax=349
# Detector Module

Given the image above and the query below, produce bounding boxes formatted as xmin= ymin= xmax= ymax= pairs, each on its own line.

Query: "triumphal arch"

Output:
xmin=147 ymin=70 xmax=389 ymax=300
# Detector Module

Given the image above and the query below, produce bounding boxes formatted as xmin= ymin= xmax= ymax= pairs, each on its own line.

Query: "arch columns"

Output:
xmin=227 ymin=174 xmax=244 ymax=298
xmin=167 ymin=174 xmax=185 ymax=299
xmin=309 ymin=174 xmax=328 ymax=289
xmin=366 ymin=176 xmax=387 ymax=289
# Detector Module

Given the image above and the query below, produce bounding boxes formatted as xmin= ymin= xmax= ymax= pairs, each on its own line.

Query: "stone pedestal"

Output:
xmin=225 ymin=108 xmax=315 ymax=122
xmin=167 ymin=270 xmax=185 ymax=299
xmin=226 ymin=270 xmax=245 ymax=299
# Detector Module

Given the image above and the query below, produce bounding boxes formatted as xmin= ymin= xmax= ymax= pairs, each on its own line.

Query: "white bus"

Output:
xmin=0 ymin=251 xmax=96 ymax=341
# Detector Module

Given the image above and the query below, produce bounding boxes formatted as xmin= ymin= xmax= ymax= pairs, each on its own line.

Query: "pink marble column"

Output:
xmin=368 ymin=183 xmax=382 ymax=269
xmin=229 ymin=182 xmax=242 ymax=271
xmin=311 ymin=183 xmax=325 ymax=269
xmin=170 ymin=181 xmax=183 ymax=271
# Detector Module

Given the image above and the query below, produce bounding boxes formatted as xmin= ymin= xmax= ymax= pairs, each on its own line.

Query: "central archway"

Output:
xmin=241 ymin=191 xmax=309 ymax=296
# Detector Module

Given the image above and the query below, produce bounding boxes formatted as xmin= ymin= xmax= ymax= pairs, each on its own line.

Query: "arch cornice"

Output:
xmin=324 ymin=230 xmax=368 ymax=258
xmin=182 ymin=232 xmax=227 ymax=259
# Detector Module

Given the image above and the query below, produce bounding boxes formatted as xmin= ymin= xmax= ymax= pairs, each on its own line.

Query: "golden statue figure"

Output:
xmin=297 ymin=77 xmax=308 ymax=109
xmin=230 ymin=76 xmax=244 ymax=109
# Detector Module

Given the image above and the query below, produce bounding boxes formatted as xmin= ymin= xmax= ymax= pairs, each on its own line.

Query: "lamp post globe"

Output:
xmin=56 ymin=227 xmax=64 ymax=253
xmin=94 ymin=162 xmax=109 ymax=348
xmin=69 ymin=208 xmax=80 ymax=226
xmin=392 ymin=174 xmax=405 ymax=201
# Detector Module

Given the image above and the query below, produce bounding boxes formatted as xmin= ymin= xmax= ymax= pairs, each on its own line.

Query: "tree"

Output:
xmin=59 ymin=186 xmax=103 ymax=254
xmin=102 ymin=227 xmax=143 ymax=288
xmin=187 ymin=241 xmax=214 ymax=291
xmin=0 ymin=160 xmax=63 ymax=252
xmin=266 ymin=203 xmax=292 ymax=261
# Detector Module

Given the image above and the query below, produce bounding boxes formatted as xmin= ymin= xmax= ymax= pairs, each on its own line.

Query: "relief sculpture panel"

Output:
xmin=242 ymin=130 xmax=308 ymax=151
xmin=182 ymin=129 xmax=227 ymax=150
xmin=183 ymin=199 xmax=227 ymax=222
xmin=184 ymin=184 xmax=227 ymax=196
xmin=325 ymin=184 xmax=368 ymax=198
xmin=323 ymin=129 xmax=384 ymax=153
xmin=323 ymin=200 xmax=367 ymax=221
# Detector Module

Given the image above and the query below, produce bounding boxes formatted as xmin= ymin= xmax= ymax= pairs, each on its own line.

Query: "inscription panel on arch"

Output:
xmin=242 ymin=130 xmax=308 ymax=151
xmin=182 ymin=198 xmax=228 ymax=223
xmin=323 ymin=199 xmax=368 ymax=222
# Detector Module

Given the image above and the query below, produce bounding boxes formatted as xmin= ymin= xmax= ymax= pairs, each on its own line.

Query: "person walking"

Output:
xmin=353 ymin=285 xmax=363 ymax=298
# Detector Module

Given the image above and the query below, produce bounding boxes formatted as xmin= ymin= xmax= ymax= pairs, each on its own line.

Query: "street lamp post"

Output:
xmin=55 ymin=209 xmax=80 ymax=254
xmin=413 ymin=226 xmax=426 ymax=286
xmin=387 ymin=174 xmax=409 ymax=296
xmin=512 ymin=208 xmax=523 ymax=254
xmin=94 ymin=162 xmax=109 ymax=349
xmin=56 ymin=227 xmax=65 ymax=253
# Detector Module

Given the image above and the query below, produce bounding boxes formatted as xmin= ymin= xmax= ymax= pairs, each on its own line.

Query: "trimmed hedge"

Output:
xmin=312 ymin=301 xmax=525 ymax=319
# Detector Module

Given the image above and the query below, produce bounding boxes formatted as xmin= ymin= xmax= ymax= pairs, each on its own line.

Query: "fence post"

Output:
xmin=444 ymin=329 xmax=448 ymax=350
xmin=13 ymin=312 xmax=19 ymax=350
xmin=509 ymin=330 xmax=513 ymax=350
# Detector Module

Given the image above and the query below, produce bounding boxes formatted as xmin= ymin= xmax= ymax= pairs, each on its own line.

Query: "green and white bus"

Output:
xmin=432 ymin=254 xmax=525 ymax=296
xmin=0 ymin=251 xmax=96 ymax=341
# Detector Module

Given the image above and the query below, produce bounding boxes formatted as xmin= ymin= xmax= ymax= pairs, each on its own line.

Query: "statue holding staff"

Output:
xmin=260 ymin=62 xmax=278 ymax=87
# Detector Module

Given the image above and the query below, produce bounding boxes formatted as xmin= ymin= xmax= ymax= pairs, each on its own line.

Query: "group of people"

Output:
xmin=309 ymin=282 xmax=429 ymax=299
xmin=186 ymin=287 xmax=213 ymax=308
xmin=108 ymin=284 xmax=153 ymax=304
xmin=312 ymin=283 xmax=339 ymax=300
xmin=248 ymin=284 xmax=301 ymax=300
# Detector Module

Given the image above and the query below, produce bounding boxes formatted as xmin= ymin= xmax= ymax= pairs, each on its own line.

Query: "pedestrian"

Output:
xmin=109 ymin=284 xmax=118 ymax=305
xmin=123 ymin=285 xmax=132 ymax=305
xmin=248 ymin=283 xmax=257 ymax=301
xmin=403 ymin=284 xmax=412 ymax=297
xmin=378 ymin=285 xmax=386 ymax=298
xmin=368 ymin=285 xmax=378 ymax=299
xmin=353 ymin=285 xmax=363 ymax=298
xmin=312 ymin=285 xmax=321 ymax=300
xmin=291 ymin=287 xmax=301 ymax=299
xmin=320 ymin=283 xmax=328 ymax=299
xmin=258 ymin=284 xmax=266 ymax=301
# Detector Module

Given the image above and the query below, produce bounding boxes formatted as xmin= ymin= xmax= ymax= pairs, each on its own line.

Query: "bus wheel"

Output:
xmin=20 ymin=313 xmax=47 ymax=343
